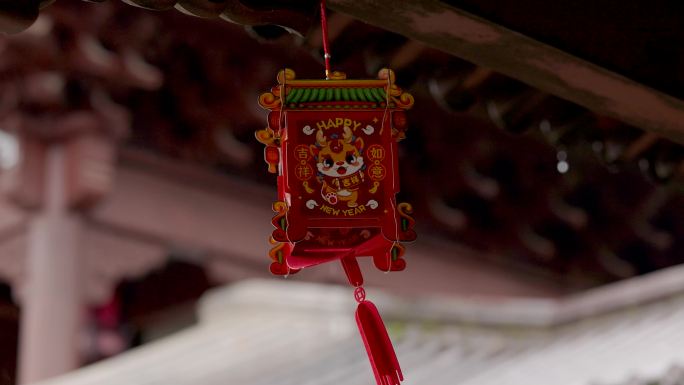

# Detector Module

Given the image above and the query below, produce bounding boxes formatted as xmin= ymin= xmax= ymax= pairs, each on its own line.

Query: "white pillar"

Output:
xmin=18 ymin=145 xmax=83 ymax=384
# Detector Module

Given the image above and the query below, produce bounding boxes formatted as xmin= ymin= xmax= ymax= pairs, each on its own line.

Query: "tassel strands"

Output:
xmin=354 ymin=286 xmax=403 ymax=385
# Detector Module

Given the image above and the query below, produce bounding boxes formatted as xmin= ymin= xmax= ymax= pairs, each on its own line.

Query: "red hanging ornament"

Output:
xmin=257 ymin=9 xmax=415 ymax=382
xmin=257 ymin=67 xmax=416 ymax=385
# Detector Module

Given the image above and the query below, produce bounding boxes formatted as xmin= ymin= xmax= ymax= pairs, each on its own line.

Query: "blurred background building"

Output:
xmin=0 ymin=1 xmax=682 ymax=384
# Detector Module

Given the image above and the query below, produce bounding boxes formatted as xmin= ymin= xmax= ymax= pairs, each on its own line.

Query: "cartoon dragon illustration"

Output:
xmin=310 ymin=126 xmax=365 ymax=208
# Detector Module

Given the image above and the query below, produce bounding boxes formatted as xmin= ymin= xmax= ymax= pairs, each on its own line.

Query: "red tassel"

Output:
xmin=355 ymin=296 xmax=403 ymax=385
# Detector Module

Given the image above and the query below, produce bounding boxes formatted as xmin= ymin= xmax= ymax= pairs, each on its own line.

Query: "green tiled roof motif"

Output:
xmin=285 ymin=87 xmax=388 ymax=105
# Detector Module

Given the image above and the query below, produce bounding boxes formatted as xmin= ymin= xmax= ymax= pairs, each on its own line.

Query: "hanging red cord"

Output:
xmin=320 ymin=0 xmax=332 ymax=79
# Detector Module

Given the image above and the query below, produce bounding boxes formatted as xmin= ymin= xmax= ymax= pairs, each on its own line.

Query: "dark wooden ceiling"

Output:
xmin=444 ymin=0 xmax=684 ymax=99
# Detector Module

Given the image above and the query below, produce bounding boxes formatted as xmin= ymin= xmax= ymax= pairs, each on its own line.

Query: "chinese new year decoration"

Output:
xmin=257 ymin=66 xmax=416 ymax=385
xmin=256 ymin=3 xmax=415 ymax=383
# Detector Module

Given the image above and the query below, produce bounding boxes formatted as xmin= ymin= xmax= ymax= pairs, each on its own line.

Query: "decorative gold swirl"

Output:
xmin=268 ymin=241 xmax=286 ymax=262
xmin=397 ymin=202 xmax=414 ymax=222
xmin=277 ymin=68 xmax=296 ymax=84
xmin=258 ymin=91 xmax=280 ymax=109
xmin=378 ymin=68 xmax=414 ymax=110
xmin=388 ymin=84 xmax=402 ymax=97
xmin=377 ymin=68 xmax=396 ymax=84
xmin=398 ymin=202 xmax=413 ymax=214
xmin=273 ymin=201 xmax=288 ymax=213
xmin=270 ymin=201 xmax=289 ymax=242
xmin=255 ymin=127 xmax=276 ymax=145
xmin=271 ymin=201 xmax=288 ymax=230
xmin=393 ymin=92 xmax=415 ymax=109
xmin=397 ymin=202 xmax=417 ymax=241
xmin=369 ymin=181 xmax=380 ymax=194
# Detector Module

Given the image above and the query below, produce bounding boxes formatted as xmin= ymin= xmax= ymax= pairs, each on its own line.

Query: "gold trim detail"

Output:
xmin=255 ymin=127 xmax=277 ymax=146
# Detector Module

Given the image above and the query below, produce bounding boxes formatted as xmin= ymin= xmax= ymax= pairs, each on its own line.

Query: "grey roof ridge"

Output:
xmin=555 ymin=262 xmax=684 ymax=323
xmin=199 ymin=263 xmax=684 ymax=329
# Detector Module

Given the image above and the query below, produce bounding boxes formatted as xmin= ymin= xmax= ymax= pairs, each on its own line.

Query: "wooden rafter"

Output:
xmin=329 ymin=0 xmax=684 ymax=144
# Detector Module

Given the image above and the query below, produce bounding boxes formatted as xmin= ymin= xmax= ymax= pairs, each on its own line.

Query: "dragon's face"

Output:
xmin=310 ymin=126 xmax=364 ymax=178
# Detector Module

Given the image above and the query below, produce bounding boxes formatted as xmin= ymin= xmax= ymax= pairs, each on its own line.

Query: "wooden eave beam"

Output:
xmin=329 ymin=0 xmax=684 ymax=144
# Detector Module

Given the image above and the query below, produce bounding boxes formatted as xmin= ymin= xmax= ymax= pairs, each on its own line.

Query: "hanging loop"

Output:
xmin=320 ymin=0 xmax=332 ymax=79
